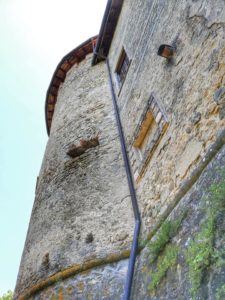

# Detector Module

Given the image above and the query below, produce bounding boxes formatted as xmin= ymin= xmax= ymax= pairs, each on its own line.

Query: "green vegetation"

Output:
xmin=146 ymin=213 xmax=186 ymax=292
xmin=148 ymin=244 xmax=178 ymax=292
xmin=216 ymin=284 xmax=225 ymax=300
xmin=209 ymin=178 xmax=225 ymax=210
xmin=147 ymin=212 xmax=185 ymax=263
xmin=186 ymin=214 xmax=215 ymax=299
xmin=146 ymin=170 xmax=225 ymax=298
xmin=186 ymin=175 xmax=225 ymax=300
xmin=0 ymin=290 xmax=13 ymax=300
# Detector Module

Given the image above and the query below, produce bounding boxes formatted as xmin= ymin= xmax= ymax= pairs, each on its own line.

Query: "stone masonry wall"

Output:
xmin=15 ymin=0 xmax=225 ymax=299
xmin=108 ymin=0 xmax=225 ymax=239
xmin=132 ymin=139 xmax=225 ymax=300
xmin=32 ymin=259 xmax=128 ymax=300
xmin=15 ymin=54 xmax=133 ymax=299
xmin=107 ymin=0 xmax=225 ymax=299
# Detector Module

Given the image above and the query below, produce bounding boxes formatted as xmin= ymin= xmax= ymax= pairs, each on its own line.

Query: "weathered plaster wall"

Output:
xmin=15 ymin=54 xmax=133 ymax=298
xmin=108 ymin=0 xmax=225 ymax=237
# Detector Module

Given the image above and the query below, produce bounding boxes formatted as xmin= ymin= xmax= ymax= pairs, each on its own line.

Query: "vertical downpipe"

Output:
xmin=95 ymin=52 xmax=141 ymax=300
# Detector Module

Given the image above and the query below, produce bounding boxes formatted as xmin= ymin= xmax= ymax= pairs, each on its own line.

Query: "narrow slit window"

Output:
xmin=115 ymin=48 xmax=130 ymax=89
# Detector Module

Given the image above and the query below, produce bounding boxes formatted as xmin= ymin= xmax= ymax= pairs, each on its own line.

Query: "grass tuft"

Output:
xmin=148 ymin=244 xmax=178 ymax=292
xmin=147 ymin=212 xmax=185 ymax=263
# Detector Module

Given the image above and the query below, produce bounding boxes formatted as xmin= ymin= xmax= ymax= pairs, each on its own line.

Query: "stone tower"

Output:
xmin=16 ymin=0 xmax=225 ymax=299
xmin=15 ymin=36 xmax=134 ymax=299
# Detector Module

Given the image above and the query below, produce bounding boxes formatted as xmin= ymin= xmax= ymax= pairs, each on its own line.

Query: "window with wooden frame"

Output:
xmin=130 ymin=94 xmax=169 ymax=181
xmin=115 ymin=48 xmax=130 ymax=90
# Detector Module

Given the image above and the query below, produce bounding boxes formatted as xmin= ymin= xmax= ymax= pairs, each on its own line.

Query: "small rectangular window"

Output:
xmin=115 ymin=48 xmax=130 ymax=90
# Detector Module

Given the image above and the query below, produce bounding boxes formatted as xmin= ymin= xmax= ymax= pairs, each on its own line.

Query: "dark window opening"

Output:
xmin=115 ymin=48 xmax=130 ymax=89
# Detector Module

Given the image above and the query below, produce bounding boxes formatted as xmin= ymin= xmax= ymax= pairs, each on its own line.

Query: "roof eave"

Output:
xmin=92 ymin=0 xmax=124 ymax=65
xmin=45 ymin=36 xmax=97 ymax=135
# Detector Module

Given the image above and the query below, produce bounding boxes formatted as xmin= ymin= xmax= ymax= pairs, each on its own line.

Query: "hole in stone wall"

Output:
xmin=41 ymin=253 xmax=50 ymax=269
xmin=85 ymin=233 xmax=94 ymax=243
xmin=157 ymin=44 xmax=175 ymax=59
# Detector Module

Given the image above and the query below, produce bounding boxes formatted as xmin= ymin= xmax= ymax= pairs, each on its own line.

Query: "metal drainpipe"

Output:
xmin=94 ymin=52 xmax=141 ymax=300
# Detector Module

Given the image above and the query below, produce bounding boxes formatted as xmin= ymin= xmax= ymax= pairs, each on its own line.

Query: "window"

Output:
xmin=115 ymin=48 xmax=130 ymax=89
xmin=133 ymin=111 xmax=158 ymax=162
xmin=130 ymin=94 xmax=169 ymax=181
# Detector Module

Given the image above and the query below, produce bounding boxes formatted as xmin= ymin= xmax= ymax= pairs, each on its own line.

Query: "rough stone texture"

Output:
xmin=32 ymin=259 xmax=128 ymax=300
xmin=175 ymin=139 xmax=202 ymax=178
xmin=213 ymin=87 xmax=225 ymax=105
xmin=108 ymin=0 xmax=225 ymax=236
xmin=132 ymin=143 xmax=225 ymax=300
xmin=15 ymin=0 xmax=225 ymax=299
xmin=15 ymin=54 xmax=133 ymax=298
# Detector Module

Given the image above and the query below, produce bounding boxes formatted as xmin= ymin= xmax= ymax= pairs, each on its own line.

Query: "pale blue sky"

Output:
xmin=0 ymin=0 xmax=107 ymax=294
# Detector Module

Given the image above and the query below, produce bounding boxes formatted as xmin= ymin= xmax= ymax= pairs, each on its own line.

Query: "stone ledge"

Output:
xmin=17 ymin=249 xmax=130 ymax=300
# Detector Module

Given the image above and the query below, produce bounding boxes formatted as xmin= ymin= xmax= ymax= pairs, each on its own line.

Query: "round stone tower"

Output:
xmin=15 ymin=37 xmax=133 ymax=299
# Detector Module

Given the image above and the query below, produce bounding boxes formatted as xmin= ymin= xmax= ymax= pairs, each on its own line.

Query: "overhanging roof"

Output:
xmin=92 ymin=0 xmax=124 ymax=65
xmin=45 ymin=36 xmax=97 ymax=135
xmin=45 ymin=0 xmax=124 ymax=135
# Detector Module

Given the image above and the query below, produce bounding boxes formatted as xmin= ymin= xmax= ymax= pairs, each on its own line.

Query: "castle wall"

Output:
xmin=106 ymin=0 xmax=225 ymax=298
xmin=15 ymin=0 xmax=225 ymax=299
xmin=108 ymin=0 xmax=225 ymax=237
xmin=132 ymin=141 xmax=225 ymax=299
xmin=32 ymin=259 xmax=128 ymax=300
xmin=15 ymin=54 xmax=133 ymax=299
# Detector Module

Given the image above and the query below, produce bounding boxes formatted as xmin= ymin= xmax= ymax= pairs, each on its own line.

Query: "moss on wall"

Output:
xmin=216 ymin=284 xmax=225 ymax=300
xmin=186 ymin=172 xmax=225 ymax=299
xmin=141 ymin=170 xmax=225 ymax=299
xmin=147 ymin=212 xmax=186 ymax=263
xmin=146 ymin=214 xmax=185 ymax=293
xmin=148 ymin=244 xmax=178 ymax=292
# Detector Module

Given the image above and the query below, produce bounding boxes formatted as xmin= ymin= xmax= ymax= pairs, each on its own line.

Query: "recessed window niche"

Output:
xmin=115 ymin=47 xmax=130 ymax=91
xmin=130 ymin=94 xmax=169 ymax=181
